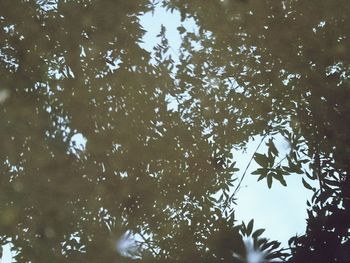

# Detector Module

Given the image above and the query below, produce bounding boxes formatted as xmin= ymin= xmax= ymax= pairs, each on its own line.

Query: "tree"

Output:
xmin=0 ymin=0 xmax=349 ymax=262
xmin=164 ymin=0 xmax=350 ymax=262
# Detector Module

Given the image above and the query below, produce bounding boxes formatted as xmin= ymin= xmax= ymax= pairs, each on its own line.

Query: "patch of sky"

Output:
xmin=105 ymin=50 xmax=122 ymax=73
xmin=326 ymin=62 xmax=343 ymax=76
xmin=3 ymin=24 xmax=15 ymax=34
xmin=120 ymin=171 xmax=128 ymax=178
xmin=36 ymin=0 xmax=58 ymax=12
xmin=1 ymin=243 xmax=14 ymax=263
xmin=61 ymin=232 xmax=85 ymax=256
xmin=0 ymin=48 xmax=18 ymax=72
xmin=312 ymin=20 xmax=326 ymax=34
xmin=232 ymin=132 xmax=316 ymax=247
xmin=139 ymin=4 xmax=196 ymax=66
xmin=139 ymin=4 xmax=197 ymax=113
xmin=279 ymin=69 xmax=301 ymax=86
xmin=53 ymin=115 xmax=70 ymax=134
xmin=47 ymin=56 xmax=66 ymax=79
xmin=116 ymin=231 xmax=141 ymax=259
xmin=69 ymin=132 xmax=87 ymax=156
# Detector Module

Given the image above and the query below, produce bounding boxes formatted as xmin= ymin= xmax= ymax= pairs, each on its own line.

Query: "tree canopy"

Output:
xmin=0 ymin=0 xmax=349 ymax=262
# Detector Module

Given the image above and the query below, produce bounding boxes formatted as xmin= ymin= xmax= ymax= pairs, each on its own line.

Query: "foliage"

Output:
xmin=165 ymin=0 xmax=350 ymax=262
xmin=0 ymin=0 xmax=349 ymax=262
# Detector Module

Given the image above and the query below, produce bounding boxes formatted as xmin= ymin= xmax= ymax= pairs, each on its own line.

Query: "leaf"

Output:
xmin=267 ymin=173 xmax=273 ymax=188
xmin=273 ymin=171 xmax=287 ymax=186
xmin=254 ymin=153 xmax=269 ymax=167
xmin=177 ymin=26 xmax=186 ymax=34
xmin=207 ymin=196 xmax=216 ymax=203
xmin=218 ymin=194 xmax=223 ymax=203
xmin=279 ymin=177 xmax=287 ymax=186
xmin=324 ymin=179 xmax=340 ymax=187
xmin=282 ymin=165 xmax=294 ymax=173
xmin=257 ymin=174 xmax=266 ymax=181
xmin=289 ymin=163 xmax=303 ymax=174
xmin=294 ymin=165 xmax=304 ymax=174
xmin=305 ymin=170 xmax=317 ymax=180
xmin=279 ymin=168 xmax=290 ymax=175
xmin=252 ymin=228 xmax=265 ymax=239
xmin=246 ymin=219 xmax=254 ymax=236
xmin=267 ymin=151 xmax=275 ymax=166
xmin=302 ymin=177 xmax=314 ymax=191
xmin=267 ymin=138 xmax=279 ymax=156
xmin=251 ymin=168 xmax=267 ymax=175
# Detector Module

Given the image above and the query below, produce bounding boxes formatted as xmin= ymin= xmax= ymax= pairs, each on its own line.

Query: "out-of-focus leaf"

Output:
xmin=252 ymin=228 xmax=265 ymax=239
xmin=177 ymin=26 xmax=186 ymax=34
xmin=246 ymin=219 xmax=254 ymax=236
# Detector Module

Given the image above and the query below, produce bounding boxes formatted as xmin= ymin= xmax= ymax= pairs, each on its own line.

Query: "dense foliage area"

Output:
xmin=0 ymin=0 xmax=349 ymax=262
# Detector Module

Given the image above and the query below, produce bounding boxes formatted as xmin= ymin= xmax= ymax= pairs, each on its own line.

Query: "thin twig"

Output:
xmin=223 ymin=134 xmax=268 ymax=210
xmin=272 ymin=155 xmax=288 ymax=169
xmin=139 ymin=232 xmax=159 ymax=256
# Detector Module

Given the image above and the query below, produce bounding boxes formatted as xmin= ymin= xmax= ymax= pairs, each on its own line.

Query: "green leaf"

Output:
xmin=246 ymin=219 xmax=254 ymax=236
xmin=267 ymin=151 xmax=275 ymax=166
xmin=279 ymin=177 xmax=287 ymax=186
xmin=177 ymin=26 xmax=186 ymax=34
xmin=257 ymin=174 xmax=266 ymax=181
xmin=267 ymin=173 xmax=273 ymax=188
xmin=231 ymin=167 xmax=240 ymax=172
xmin=305 ymin=170 xmax=317 ymax=180
xmin=252 ymin=228 xmax=265 ymax=239
xmin=302 ymin=177 xmax=314 ymax=191
xmin=293 ymin=164 xmax=304 ymax=174
xmin=282 ymin=165 xmax=294 ymax=173
xmin=251 ymin=168 xmax=267 ymax=175
xmin=267 ymin=138 xmax=279 ymax=156
xmin=254 ymin=153 xmax=269 ymax=167
xmin=273 ymin=171 xmax=287 ymax=186
xmin=280 ymin=168 xmax=290 ymax=175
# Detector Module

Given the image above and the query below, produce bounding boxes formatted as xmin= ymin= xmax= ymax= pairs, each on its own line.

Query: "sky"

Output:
xmin=1 ymin=4 xmax=315 ymax=262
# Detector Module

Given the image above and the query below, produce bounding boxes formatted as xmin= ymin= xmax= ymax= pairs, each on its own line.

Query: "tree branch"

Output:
xmin=223 ymin=133 xmax=268 ymax=211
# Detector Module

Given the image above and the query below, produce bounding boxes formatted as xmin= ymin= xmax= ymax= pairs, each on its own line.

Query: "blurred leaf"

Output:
xmin=252 ymin=228 xmax=265 ymax=239
xmin=177 ymin=26 xmax=186 ymax=34
xmin=246 ymin=219 xmax=254 ymax=236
